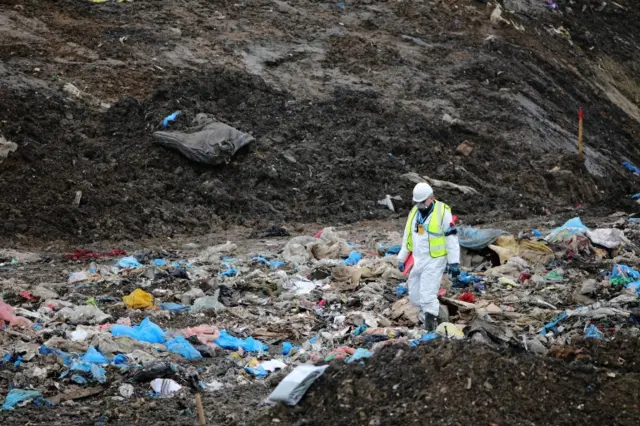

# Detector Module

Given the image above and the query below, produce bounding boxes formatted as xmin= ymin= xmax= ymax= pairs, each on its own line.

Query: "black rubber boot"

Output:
xmin=422 ymin=313 xmax=439 ymax=332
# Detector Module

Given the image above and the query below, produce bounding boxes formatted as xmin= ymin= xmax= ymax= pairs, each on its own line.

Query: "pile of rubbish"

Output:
xmin=1 ymin=214 xmax=640 ymax=421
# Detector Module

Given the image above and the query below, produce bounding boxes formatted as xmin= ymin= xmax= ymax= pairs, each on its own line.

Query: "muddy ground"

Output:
xmin=260 ymin=339 xmax=640 ymax=426
xmin=1 ymin=0 xmax=639 ymax=244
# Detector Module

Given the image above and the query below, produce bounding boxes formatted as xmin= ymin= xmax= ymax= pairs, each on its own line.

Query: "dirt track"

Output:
xmin=1 ymin=0 xmax=639 ymax=244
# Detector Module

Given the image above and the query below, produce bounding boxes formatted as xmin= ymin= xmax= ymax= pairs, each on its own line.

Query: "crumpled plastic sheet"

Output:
xmin=545 ymin=217 xmax=589 ymax=243
xmin=457 ymin=226 xmax=509 ymax=250
xmin=1 ymin=389 xmax=48 ymax=410
xmin=586 ymin=228 xmax=628 ymax=249
xmin=165 ymin=336 xmax=202 ymax=359
xmin=214 ymin=330 xmax=268 ymax=352
xmin=111 ymin=317 xmax=166 ymax=344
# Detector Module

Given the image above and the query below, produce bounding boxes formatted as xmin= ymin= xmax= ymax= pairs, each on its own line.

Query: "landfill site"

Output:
xmin=2 ymin=0 xmax=640 ymax=424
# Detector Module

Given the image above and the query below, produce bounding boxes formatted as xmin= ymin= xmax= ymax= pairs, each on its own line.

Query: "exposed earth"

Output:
xmin=1 ymin=0 xmax=640 ymax=425
xmin=1 ymin=0 xmax=639 ymax=244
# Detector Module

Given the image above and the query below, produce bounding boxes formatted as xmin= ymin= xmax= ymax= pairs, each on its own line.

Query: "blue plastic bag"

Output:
xmin=253 ymin=256 xmax=285 ymax=269
xmin=540 ymin=312 xmax=568 ymax=336
xmin=165 ymin=336 xmax=202 ymax=360
xmin=395 ymin=285 xmax=408 ymax=295
xmin=245 ymin=366 xmax=269 ymax=377
xmin=81 ymin=346 xmax=108 ymax=364
xmin=161 ymin=111 xmax=181 ymax=128
xmin=111 ymin=317 xmax=166 ymax=344
xmin=116 ymin=256 xmax=142 ymax=269
xmin=214 ymin=330 xmax=268 ymax=352
xmin=269 ymin=260 xmax=285 ymax=269
xmin=386 ymin=245 xmax=401 ymax=255
xmin=160 ymin=302 xmax=190 ymax=312
xmin=113 ymin=354 xmax=127 ymax=365
xmin=69 ymin=361 xmax=107 ymax=383
xmin=611 ymin=264 xmax=640 ymax=282
xmin=71 ymin=374 xmax=88 ymax=385
xmin=455 ymin=271 xmax=483 ymax=287
xmin=532 ymin=229 xmax=542 ymax=237
xmin=585 ymin=324 xmax=603 ymax=340
xmin=39 ymin=345 xmax=73 ymax=365
xmin=343 ymin=251 xmax=363 ymax=266
xmin=346 ymin=348 xmax=373 ymax=363
xmin=154 ymin=259 xmax=168 ymax=267
xmin=351 ymin=324 xmax=369 ymax=336
xmin=1 ymin=389 xmax=45 ymax=410
xmin=219 ymin=263 xmax=238 ymax=277
xmin=281 ymin=342 xmax=300 ymax=355
xmin=409 ymin=331 xmax=438 ymax=346
xmin=625 ymin=281 xmax=640 ymax=294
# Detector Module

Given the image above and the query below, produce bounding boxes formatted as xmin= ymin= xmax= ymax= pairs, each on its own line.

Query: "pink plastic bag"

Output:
xmin=0 ymin=299 xmax=33 ymax=328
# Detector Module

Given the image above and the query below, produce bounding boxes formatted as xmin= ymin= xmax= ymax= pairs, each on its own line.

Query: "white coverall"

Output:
xmin=397 ymin=205 xmax=460 ymax=317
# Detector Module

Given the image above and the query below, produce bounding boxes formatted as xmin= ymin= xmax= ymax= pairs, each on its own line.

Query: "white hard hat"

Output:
xmin=412 ymin=182 xmax=433 ymax=203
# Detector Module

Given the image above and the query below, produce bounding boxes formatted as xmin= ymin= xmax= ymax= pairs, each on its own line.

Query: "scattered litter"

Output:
xmin=1 ymin=389 xmax=46 ymax=410
xmin=161 ymin=111 xmax=181 ymax=128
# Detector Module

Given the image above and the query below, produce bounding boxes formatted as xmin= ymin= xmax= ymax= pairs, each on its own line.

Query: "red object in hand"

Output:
xmin=578 ymin=107 xmax=584 ymax=120
xmin=452 ymin=215 xmax=459 ymax=224
xmin=458 ymin=292 xmax=476 ymax=303
xmin=402 ymin=253 xmax=414 ymax=276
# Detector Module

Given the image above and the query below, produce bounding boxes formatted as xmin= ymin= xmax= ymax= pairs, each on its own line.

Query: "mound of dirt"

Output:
xmin=1 ymin=0 xmax=640 ymax=243
xmin=259 ymin=340 xmax=640 ymax=426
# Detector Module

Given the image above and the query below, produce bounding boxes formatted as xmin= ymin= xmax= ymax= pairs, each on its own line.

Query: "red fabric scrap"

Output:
xmin=458 ymin=292 xmax=476 ymax=303
xmin=313 ymin=229 xmax=324 ymax=238
xmin=64 ymin=249 xmax=127 ymax=261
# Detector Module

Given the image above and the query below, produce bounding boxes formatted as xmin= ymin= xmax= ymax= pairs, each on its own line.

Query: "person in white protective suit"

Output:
xmin=397 ymin=182 xmax=460 ymax=331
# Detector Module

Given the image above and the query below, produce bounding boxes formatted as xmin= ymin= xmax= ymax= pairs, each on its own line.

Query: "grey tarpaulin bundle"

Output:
xmin=152 ymin=113 xmax=254 ymax=165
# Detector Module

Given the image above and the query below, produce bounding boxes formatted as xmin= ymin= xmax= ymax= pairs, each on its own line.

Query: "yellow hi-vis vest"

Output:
xmin=404 ymin=201 xmax=450 ymax=258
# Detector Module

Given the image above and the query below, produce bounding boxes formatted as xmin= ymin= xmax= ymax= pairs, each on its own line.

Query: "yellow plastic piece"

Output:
xmin=123 ymin=288 xmax=154 ymax=309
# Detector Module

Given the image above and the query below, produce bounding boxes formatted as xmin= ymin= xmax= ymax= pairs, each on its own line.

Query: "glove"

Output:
xmin=449 ymin=263 xmax=460 ymax=279
xmin=398 ymin=262 xmax=405 ymax=273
